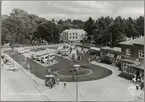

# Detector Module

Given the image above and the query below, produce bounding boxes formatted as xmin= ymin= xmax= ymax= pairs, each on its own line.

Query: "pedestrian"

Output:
xmin=64 ymin=83 xmax=66 ymax=87
xmin=57 ymin=78 xmax=59 ymax=85
xmin=141 ymin=83 xmax=143 ymax=90
xmin=25 ymin=57 xmax=27 ymax=61
xmin=136 ymin=84 xmax=139 ymax=90
xmin=88 ymin=58 xmax=90 ymax=63
xmin=132 ymin=77 xmax=136 ymax=82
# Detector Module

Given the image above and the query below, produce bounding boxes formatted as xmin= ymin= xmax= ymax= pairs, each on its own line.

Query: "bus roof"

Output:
xmin=90 ymin=47 xmax=100 ymax=51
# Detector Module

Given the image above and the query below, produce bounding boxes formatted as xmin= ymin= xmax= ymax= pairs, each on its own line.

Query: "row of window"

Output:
xmin=69 ymin=33 xmax=78 ymax=35
xmin=125 ymin=48 xmax=144 ymax=59
xmin=101 ymin=52 xmax=121 ymax=59
xmin=69 ymin=36 xmax=78 ymax=40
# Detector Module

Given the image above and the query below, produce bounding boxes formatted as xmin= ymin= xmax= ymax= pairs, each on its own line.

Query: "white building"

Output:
xmin=60 ymin=29 xmax=86 ymax=42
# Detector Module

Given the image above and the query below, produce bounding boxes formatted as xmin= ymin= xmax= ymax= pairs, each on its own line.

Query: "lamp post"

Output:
xmin=48 ymin=69 xmax=51 ymax=77
xmin=73 ymin=64 xmax=80 ymax=101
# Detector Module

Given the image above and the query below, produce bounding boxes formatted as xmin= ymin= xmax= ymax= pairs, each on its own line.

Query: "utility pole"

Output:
xmin=76 ymin=78 xmax=78 ymax=102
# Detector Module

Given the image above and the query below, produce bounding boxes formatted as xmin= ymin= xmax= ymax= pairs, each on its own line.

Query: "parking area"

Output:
xmin=1 ymin=44 xmax=144 ymax=101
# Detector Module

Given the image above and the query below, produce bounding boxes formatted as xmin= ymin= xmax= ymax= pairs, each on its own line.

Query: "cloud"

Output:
xmin=117 ymin=7 xmax=144 ymax=18
xmin=2 ymin=1 xmax=144 ymax=21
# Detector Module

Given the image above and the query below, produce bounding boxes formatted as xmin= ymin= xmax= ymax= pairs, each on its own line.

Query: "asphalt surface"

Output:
xmin=11 ymin=51 xmax=112 ymax=82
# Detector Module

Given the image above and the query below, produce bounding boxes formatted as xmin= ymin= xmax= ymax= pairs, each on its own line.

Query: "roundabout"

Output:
xmin=53 ymin=64 xmax=112 ymax=82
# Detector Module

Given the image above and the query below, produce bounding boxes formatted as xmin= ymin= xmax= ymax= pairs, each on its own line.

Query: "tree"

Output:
xmin=84 ymin=17 xmax=95 ymax=43
xmin=135 ymin=16 xmax=144 ymax=36
xmin=93 ymin=16 xmax=113 ymax=45
xmin=108 ymin=16 xmax=126 ymax=47
xmin=126 ymin=17 xmax=140 ymax=38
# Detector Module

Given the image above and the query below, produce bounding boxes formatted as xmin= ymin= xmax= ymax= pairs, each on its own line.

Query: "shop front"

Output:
xmin=120 ymin=58 xmax=144 ymax=81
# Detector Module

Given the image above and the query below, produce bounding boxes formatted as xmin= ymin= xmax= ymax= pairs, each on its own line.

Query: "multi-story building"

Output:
xmin=119 ymin=37 xmax=144 ymax=81
xmin=60 ymin=29 xmax=86 ymax=43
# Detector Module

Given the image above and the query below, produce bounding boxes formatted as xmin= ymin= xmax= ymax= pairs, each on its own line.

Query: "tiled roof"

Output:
xmin=120 ymin=37 xmax=144 ymax=45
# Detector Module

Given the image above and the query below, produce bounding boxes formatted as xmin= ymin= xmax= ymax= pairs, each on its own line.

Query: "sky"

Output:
xmin=2 ymin=1 xmax=144 ymax=21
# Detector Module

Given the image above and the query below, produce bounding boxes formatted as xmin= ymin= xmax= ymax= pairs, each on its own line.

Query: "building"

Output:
xmin=100 ymin=46 xmax=121 ymax=65
xmin=60 ymin=29 xmax=86 ymax=43
xmin=119 ymin=37 xmax=144 ymax=81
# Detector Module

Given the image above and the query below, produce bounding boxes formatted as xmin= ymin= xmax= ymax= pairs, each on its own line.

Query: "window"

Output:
xmin=76 ymin=36 xmax=77 ymax=39
xmin=117 ymin=55 xmax=121 ymax=59
xmin=126 ymin=48 xmax=131 ymax=55
xmin=138 ymin=50 xmax=144 ymax=58
xmin=73 ymin=36 xmax=75 ymax=39
xmin=70 ymin=37 xmax=71 ymax=39
xmin=123 ymin=63 xmax=127 ymax=72
xmin=123 ymin=63 xmax=133 ymax=74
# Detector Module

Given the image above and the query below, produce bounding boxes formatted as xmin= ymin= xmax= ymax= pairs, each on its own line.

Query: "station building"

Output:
xmin=60 ymin=29 xmax=86 ymax=43
xmin=119 ymin=37 xmax=144 ymax=80
xmin=100 ymin=46 xmax=122 ymax=65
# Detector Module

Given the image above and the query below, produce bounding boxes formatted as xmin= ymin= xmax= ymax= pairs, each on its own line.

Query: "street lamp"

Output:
xmin=48 ymin=69 xmax=51 ymax=77
xmin=73 ymin=64 xmax=80 ymax=102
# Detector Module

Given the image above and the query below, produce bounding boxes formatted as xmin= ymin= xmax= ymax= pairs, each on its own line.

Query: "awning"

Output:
xmin=90 ymin=47 xmax=100 ymax=51
xmin=134 ymin=61 xmax=144 ymax=70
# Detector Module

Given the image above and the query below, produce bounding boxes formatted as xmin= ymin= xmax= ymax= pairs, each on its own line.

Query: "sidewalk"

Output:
xmin=3 ymin=53 xmax=76 ymax=101
xmin=1 ymin=61 xmax=49 ymax=101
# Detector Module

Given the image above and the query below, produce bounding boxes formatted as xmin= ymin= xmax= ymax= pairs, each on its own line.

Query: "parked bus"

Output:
xmin=18 ymin=47 xmax=31 ymax=54
xmin=41 ymin=53 xmax=55 ymax=64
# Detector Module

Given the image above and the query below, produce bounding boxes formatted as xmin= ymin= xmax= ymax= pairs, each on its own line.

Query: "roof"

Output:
xmin=120 ymin=37 xmax=144 ymax=45
xmin=63 ymin=29 xmax=86 ymax=34
xmin=101 ymin=46 xmax=121 ymax=52
xmin=90 ymin=47 xmax=100 ymax=51
xmin=45 ymin=75 xmax=55 ymax=78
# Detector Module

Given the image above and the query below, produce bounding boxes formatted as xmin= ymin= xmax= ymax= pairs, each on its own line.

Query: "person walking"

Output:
xmin=64 ymin=83 xmax=66 ymax=88
xmin=57 ymin=78 xmax=59 ymax=85
xmin=88 ymin=58 xmax=91 ymax=63
xmin=136 ymin=83 xmax=139 ymax=90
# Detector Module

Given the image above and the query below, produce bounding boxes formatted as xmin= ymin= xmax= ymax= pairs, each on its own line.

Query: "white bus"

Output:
xmin=41 ymin=53 xmax=55 ymax=64
xmin=18 ymin=47 xmax=31 ymax=54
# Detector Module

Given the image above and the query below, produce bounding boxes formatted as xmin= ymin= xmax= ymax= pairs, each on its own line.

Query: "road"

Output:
xmin=1 ymin=66 xmax=48 ymax=101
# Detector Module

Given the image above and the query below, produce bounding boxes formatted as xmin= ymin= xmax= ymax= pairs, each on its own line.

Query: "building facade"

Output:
xmin=60 ymin=29 xmax=86 ymax=43
xmin=100 ymin=46 xmax=122 ymax=65
xmin=119 ymin=37 xmax=144 ymax=81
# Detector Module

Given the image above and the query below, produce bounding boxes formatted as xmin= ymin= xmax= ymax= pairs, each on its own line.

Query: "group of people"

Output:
xmin=132 ymin=75 xmax=144 ymax=90
xmin=46 ymin=77 xmax=60 ymax=89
